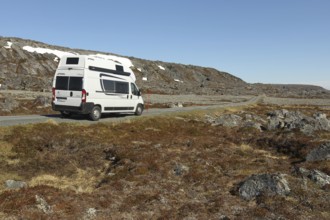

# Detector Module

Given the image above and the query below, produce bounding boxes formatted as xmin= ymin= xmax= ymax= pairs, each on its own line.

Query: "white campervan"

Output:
xmin=52 ymin=55 xmax=144 ymax=121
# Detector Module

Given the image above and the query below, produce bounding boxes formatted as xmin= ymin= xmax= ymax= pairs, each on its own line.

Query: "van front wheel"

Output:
xmin=89 ymin=106 xmax=101 ymax=121
xmin=135 ymin=104 xmax=143 ymax=116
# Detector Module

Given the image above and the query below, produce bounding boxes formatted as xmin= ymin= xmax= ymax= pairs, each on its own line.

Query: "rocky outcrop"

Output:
xmin=236 ymin=173 xmax=290 ymax=201
xmin=267 ymin=110 xmax=330 ymax=135
xmin=206 ymin=113 xmax=266 ymax=131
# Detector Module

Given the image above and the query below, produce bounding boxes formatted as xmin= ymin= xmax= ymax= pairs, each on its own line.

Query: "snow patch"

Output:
xmin=23 ymin=46 xmax=77 ymax=58
xmin=137 ymin=68 xmax=142 ymax=72
xmin=158 ymin=65 xmax=165 ymax=70
xmin=174 ymin=79 xmax=183 ymax=83
xmin=22 ymin=46 xmax=133 ymax=68
xmin=4 ymin=41 xmax=12 ymax=49
xmin=142 ymin=77 xmax=148 ymax=81
xmin=91 ymin=53 xmax=133 ymax=68
xmin=54 ymin=57 xmax=59 ymax=62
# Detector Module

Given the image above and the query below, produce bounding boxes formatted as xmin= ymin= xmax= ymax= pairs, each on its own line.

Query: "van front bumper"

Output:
xmin=52 ymin=102 xmax=94 ymax=114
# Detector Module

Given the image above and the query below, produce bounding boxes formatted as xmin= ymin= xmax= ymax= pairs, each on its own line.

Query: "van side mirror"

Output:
xmin=137 ymin=90 xmax=141 ymax=96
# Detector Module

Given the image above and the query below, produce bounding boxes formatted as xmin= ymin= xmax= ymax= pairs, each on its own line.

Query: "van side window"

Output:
xmin=102 ymin=80 xmax=129 ymax=94
xmin=103 ymin=80 xmax=115 ymax=93
xmin=131 ymin=83 xmax=139 ymax=96
xmin=116 ymin=82 xmax=129 ymax=94
xmin=55 ymin=76 xmax=69 ymax=90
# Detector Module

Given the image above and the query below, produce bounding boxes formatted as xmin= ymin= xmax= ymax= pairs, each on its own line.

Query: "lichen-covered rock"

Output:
xmin=237 ymin=173 xmax=290 ymax=200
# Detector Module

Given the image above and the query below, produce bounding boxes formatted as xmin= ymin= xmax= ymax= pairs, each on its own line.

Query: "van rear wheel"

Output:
xmin=89 ymin=106 xmax=101 ymax=121
xmin=135 ymin=104 xmax=143 ymax=116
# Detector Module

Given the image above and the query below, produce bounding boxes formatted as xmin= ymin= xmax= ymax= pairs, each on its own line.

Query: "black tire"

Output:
xmin=60 ymin=111 xmax=71 ymax=118
xmin=135 ymin=104 xmax=143 ymax=116
xmin=89 ymin=106 xmax=101 ymax=121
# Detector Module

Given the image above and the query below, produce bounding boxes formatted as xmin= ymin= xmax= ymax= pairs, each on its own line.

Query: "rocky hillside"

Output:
xmin=0 ymin=37 xmax=329 ymax=98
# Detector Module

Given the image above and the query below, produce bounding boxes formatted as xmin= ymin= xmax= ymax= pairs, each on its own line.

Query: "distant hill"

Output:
xmin=0 ymin=37 xmax=329 ymax=98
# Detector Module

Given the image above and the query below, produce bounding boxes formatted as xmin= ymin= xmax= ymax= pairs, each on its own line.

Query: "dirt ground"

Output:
xmin=0 ymin=103 xmax=329 ymax=219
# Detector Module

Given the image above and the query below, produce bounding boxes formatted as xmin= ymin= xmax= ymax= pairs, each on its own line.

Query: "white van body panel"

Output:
xmin=52 ymin=55 xmax=144 ymax=116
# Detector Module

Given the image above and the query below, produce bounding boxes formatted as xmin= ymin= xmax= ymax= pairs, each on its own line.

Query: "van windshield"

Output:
xmin=55 ymin=76 xmax=83 ymax=91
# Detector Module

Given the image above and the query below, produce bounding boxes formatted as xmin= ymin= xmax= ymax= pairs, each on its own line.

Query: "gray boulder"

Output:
xmin=238 ymin=173 xmax=290 ymax=200
xmin=5 ymin=180 xmax=27 ymax=189
xmin=306 ymin=142 xmax=330 ymax=162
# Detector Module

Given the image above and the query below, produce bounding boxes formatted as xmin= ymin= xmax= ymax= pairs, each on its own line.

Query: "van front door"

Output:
xmin=130 ymin=83 xmax=141 ymax=109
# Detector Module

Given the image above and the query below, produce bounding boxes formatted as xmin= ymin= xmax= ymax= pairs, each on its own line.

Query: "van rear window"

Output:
xmin=66 ymin=58 xmax=79 ymax=65
xmin=55 ymin=76 xmax=69 ymax=90
xmin=69 ymin=77 xmax=83 ymax=91
xmin=55 ymin=76 xmax=82 ymax=91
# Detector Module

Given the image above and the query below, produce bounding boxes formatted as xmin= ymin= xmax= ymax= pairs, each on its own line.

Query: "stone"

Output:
xmin=306 ymin=142 xmax=330 ymax=162
xmin=5 ymin=180 xmax=27 ymax=189
xmin=35 ymin=195 xmax=53 ymax=214
xmin=237 ymin=173 xmax=290 ymax=200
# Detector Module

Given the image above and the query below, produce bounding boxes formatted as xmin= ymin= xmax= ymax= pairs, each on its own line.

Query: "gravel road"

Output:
xmin=0 ymin=95 xmax=262 ymax=127
xmin=1 ymin=93 xmax=329 ymax=127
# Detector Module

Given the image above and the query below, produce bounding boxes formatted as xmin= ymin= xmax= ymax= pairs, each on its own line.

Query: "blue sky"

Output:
xmin=1 ymin=0 xmax=330 ymax=89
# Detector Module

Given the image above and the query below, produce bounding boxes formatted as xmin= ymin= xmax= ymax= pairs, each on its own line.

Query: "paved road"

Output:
xmin=0 ymin=96 xmax=263 ymax=127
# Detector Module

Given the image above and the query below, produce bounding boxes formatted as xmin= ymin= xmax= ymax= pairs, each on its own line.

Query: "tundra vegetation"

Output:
xmin=0 ymin=104 xmax=329 ymax=219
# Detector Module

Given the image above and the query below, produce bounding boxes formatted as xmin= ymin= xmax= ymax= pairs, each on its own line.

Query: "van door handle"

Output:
xmin=130 ymin=95 xmax=132 ymax=99
xmin=70 ymin=91 xmax=73 ymax=97
xmin=127 ymin=95 xmax=129 ymax=99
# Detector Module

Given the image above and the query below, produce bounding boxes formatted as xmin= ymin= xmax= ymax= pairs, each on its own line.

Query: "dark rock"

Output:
xmin=173 ymin=164 xmax=189 ymax=176
xmin=237 ymin=173 xmax=290 ymax=200
xmin=306 ymin=142 xmax=330 ymax=161
xmin=5 ymin=180 xmax=27 ymax=189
